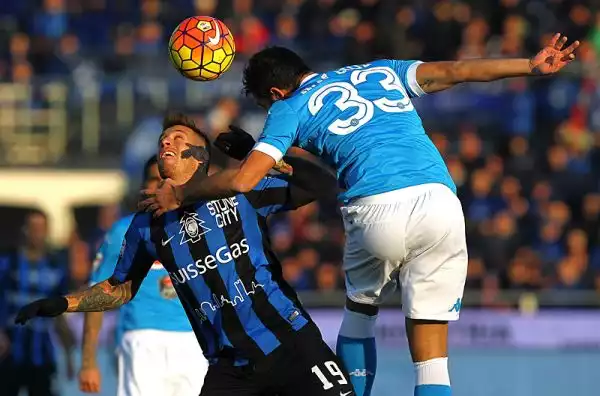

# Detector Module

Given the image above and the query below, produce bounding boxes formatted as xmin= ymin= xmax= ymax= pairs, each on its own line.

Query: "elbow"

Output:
xmin=231 ymin=172 xmax=260 ymax=193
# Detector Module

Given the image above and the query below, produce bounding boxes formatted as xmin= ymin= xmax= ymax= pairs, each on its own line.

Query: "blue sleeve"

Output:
xmin=253 ymin=100 xmax=299 ymax=162
xmin=245 ymin=176 xmax=293 ymax=217
xmin=387 ymin=59 xmax=426 ymax=98
xmin=90 ymin=216 xmax=135 ymax=285
xmin=111 ymin=214 xmax=154 ymax=283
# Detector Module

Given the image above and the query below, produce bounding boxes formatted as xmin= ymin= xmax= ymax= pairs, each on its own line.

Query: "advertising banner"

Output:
xmin=66 ymin=309 xmax=600 ymax=349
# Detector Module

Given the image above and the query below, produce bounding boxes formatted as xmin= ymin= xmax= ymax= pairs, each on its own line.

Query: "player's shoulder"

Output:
xmin=129 ymin=212 xmax=152 ymax=229
xmin=114 ymin=214 xmax=136 ymax=232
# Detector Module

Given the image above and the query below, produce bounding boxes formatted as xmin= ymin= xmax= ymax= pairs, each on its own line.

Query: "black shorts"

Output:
xmin=201 ymin=324 xmax=356 ymax=396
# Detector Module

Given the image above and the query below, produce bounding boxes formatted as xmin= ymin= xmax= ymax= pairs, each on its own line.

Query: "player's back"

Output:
xmin=283 ymin=59 xmax=455 ymax=203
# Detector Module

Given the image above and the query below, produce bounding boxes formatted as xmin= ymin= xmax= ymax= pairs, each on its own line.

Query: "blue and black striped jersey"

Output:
xmin=112 ymin=175 xmax=316 ymax=365
xmin=0 ymin=250 xmax=69 ymax=367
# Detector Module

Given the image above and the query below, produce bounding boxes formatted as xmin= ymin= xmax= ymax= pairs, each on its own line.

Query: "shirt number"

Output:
xmin=308 ymin=66 xmax=414 ymax=136
xmin=311 ymin=360 xmax=348 ymax=390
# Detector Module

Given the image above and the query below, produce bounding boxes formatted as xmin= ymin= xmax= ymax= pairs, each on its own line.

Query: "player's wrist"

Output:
xmin=40 ymin=296 xmax=69 ymax=316
xmin=527 ymin=57 xmax=542 ymax=76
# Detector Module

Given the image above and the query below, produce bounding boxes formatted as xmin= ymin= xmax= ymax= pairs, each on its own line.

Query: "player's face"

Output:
xmin=158 ymin=126 xmax=207 ymax=181
xmin=23 ymin=213 xmax=48 ymax=250
xmin=144 ymin=163 xmax=161 ymax=190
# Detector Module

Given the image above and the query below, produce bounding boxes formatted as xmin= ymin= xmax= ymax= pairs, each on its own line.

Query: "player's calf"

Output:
xmin=407 ymin=318 xmax=451 ymax=396
xmin=336 ymin=298 xmax=378 ymax=396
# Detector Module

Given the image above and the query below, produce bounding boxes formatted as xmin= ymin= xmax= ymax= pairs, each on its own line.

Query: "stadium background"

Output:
xmin=1 ymin=0 xmax=599 ymax=395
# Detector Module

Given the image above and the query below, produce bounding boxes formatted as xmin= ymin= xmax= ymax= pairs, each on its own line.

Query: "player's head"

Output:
xmin=158 ymin=112 xmax=211 ymax=184
xmin=22 ymin=209 xmax=48 ymax=250
xmin=142 ymin=156 xmax=161 ymax=190
xmin=243 ymin=46 xmax=311 ymax=110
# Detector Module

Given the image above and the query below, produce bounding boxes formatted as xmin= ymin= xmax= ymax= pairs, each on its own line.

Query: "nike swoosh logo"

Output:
xmin=340 ymin=392 xmax=353 ymax=396
xmin=208 ymin=20 xmax=221 ymax=46
xmin=161 ymin=236 xmax=174 ymax=246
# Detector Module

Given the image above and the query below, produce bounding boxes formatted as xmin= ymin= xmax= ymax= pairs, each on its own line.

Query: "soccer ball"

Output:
xmin=168 ymin=16 xmax=236 ymax=81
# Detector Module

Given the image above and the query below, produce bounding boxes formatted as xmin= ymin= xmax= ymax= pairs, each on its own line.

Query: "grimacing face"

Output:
xmin=158 ymin=125 xmax=207 ymax=180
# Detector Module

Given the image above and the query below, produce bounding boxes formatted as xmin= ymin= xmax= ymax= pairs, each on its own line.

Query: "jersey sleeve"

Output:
xmin=244 ymin=176 xmax=296 ymax=217
xmin=111 ymin=213 xmax=155 ymax=284
xmin=388 ymin=60 xmax=426 ymax=98
xmin=90 ymin=216 xmax=135 ymax=286
xmin=253 ymin=101 xmax=300 ymax=162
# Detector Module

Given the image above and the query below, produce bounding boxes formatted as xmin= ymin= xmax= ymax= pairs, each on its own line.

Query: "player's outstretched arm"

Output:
xmin=14 ymin=277 xmax=137 ymax=325
xmin=65 ymin=277 xmax=135 ymax=312
xmin=416 ymin=33 xmax=579 ymax=94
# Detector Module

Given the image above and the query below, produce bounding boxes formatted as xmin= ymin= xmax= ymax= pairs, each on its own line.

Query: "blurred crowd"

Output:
xmin=1 ymin=0 xmax=600 ymax=299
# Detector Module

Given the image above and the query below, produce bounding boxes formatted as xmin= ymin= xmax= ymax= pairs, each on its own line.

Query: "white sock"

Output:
xmin=415 ymin=357 xmax=450 ymax=386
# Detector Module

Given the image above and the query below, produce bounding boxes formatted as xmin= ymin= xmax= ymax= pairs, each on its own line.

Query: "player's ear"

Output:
xmin=269 ymin=87 xmax=285 ymax=101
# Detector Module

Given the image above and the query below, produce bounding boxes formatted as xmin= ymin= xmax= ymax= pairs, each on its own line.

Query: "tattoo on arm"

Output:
xmin=65 ymin=279 xmax=133 ymax=312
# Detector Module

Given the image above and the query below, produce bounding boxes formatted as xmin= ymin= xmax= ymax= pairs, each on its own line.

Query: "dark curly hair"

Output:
xmin=242 ymin=46 xmax=311 ymax=100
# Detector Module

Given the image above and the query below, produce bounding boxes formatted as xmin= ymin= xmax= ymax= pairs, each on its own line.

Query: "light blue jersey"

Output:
xmin=253 ymin=59 xmax=456 ymax=204
xmin=90 ymin=215 xmax=192 ymax=343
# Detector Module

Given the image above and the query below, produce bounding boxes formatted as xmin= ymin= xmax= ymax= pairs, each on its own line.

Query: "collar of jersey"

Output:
xmin=299 ymin=73 xmax=319 ymax=88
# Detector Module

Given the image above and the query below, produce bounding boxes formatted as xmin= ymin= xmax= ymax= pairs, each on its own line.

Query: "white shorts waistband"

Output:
xmin=343 ymin=183 xmax=450 ymax=207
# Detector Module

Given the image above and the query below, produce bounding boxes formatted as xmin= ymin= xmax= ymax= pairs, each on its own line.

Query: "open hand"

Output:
xmin=530 ymin=33 xmax=580 ymax=75
xmin=138 ymin=179 xmax=182 ymax=217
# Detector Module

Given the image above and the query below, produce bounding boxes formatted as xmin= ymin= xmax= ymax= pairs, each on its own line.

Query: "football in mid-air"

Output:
xmin=168 ymin=16 xmax=235 ymax=81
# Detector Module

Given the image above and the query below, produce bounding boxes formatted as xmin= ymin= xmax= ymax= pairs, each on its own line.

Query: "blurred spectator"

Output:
xmin=0 ymin=210 xmax=75 ymax=396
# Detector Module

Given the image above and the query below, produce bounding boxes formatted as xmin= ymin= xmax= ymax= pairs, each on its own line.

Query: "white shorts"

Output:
xmin=341 ymin=183 xmax=468 ymax=321
xmin=117 ymin=329 xmax=208 ymax=396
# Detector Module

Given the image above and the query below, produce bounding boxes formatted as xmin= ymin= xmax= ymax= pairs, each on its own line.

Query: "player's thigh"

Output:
xmin=342 ymin=203 xmax=407 ymax=306
xmin=164 ymin=332 xmax=209 ymax=396
xmin=399 ymin=185 xmax=468 ymax=321
xmin=117 ymin=333 xmax=166 ymax=396
xmin=200 ymin=364 xmax=261 ymax=396
xmin=281 ymin=327 xmax=356 ymax=396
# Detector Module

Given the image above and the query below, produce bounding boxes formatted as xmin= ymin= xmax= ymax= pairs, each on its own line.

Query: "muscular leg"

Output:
xmin=336 ymin=298 xmax=378 ymax=396
xmin=406 ymin=318 xmax=451 ymax=396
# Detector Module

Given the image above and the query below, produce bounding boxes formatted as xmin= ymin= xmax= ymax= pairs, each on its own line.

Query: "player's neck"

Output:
xmin=21 ymin=246 xmax=46 ymax=262
xmin=171 ymin=167 xmax=207 ymax=187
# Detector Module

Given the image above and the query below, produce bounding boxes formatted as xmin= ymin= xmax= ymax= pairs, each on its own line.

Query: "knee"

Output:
xmin=339 ymin=298 xmax=378 ymax=339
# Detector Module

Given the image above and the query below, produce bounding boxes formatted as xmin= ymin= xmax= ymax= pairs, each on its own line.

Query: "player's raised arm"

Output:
xmin=214 ymin=125 xmax=338 ymax=205
xmin=415 ymin=33 xmax=579 ymax=94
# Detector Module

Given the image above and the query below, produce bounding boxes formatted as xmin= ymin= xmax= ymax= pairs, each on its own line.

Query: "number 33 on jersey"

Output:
xmin=253 ymin=59 xmax=456 ymax=205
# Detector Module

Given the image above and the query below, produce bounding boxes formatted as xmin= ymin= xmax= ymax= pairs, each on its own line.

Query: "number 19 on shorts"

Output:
xmin=311 ymin=361 xmax=348 ymax=390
